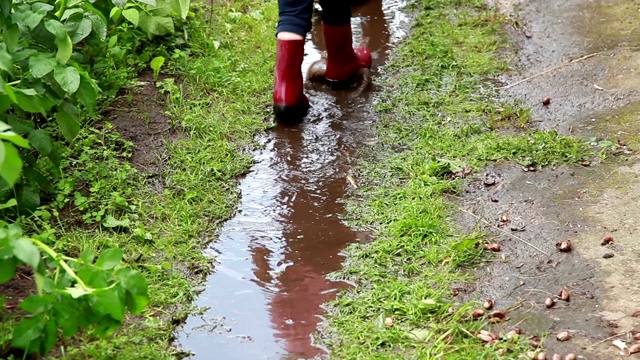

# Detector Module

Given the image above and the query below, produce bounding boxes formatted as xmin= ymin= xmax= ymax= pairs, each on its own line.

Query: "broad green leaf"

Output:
xmin=29 ymin=54 xmax=57 ymax=78
xmin=3 ymin=82 xmax=16 ymax=103
xmin=54 ymin=66 xmax=80 ymax=94
xmin=86 ymin=11 xmax=107 ymax=41
xmin=173 ymin=0 xmax=191 ymax=19
xmin=12 ymin=238 xmax=40 ymax=268
xmin=28 ymin=130 xmax=53 ymax=156
xmin=122 ymin=8 xmax=139 ymax=26
xmin=42 ymin=318 xmax=57 ymax=354
xmin=78 ymin=248 xmax=95 ymax=264
xmin=0 ymin=257 xmax=16 ymax=283
xmin=0 ymin=1 xmax=9 ymax=17
xmin=0 ymin=142 xmax=22 ymax=187
xmin=13 ymin=88 xmax=47 ymax=114
xmin=137 ymin=0 xmax=157 ymax=6
xmin=11 ymin=314 xmax=45 ymax=349
xmin=77 ymin=72 xmax=98 ymax=114
xmin=0 ymin=198 xmax=17 ymax=210
xmin=31 ymin=3 xmax=55 ymax=16
xmin=45 ymin=20 xmax=73 ymax=64
xmin=90 ymin=288 xmax=125 ymax=321
xmin=61 ymin=8 xmax=83 ymax=21
xmin=53 ymin=301 xmax=80 ymax=337
xmin=139 ymin=13 xmax=174 ymax=37
xmin=3 ymin=24 xmax=20 ymax=53
xmin=12 ymin=3 xmax=52 ymax=30
xmin=109 ymin=7 xmax=122 ymax=21
xmin=150 ymin=56 xmax=165 ymax=78
xmin=16 ymin=184 xmax=41 ymax=213
xmin=111 ymin=0 xmax=127 ymax=8
xmin=70 ymin=17 xmax=93 ymax=43
xmin=0 ymin=49 xmax=13 ymax=74
xmin=95 ymin=248 xmax=123 ymax=270
xmin=0 ymin=127 xmax=31 ymax=148
xmin=102 ymin=215 xmax=130 ymax=228
xmin=55 ymin=102 xmax=81 ymax=142
xmin=19 ymin=294 xmax=54 ymax=314
xmin=63 ymin=284 xmax=93 ymax=298
xmin=116 ymin=268 xmax=149 ymax=314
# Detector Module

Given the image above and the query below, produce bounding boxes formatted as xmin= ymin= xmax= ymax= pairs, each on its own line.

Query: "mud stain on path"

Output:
xmin=461 ymin=0 xmax=640 ymax=357
xmin=177 ymin=2 xmax=410 ymax=359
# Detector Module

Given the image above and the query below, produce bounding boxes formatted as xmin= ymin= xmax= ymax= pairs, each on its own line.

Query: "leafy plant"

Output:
xmin=0 ymin=222 xmax=149 ymax=355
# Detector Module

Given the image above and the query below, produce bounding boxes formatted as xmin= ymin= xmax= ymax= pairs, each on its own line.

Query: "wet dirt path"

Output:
xmin=177 ymin=2 xmax=409 ymax=359
xmin=462 ymin=0 xmax=640 ymax=358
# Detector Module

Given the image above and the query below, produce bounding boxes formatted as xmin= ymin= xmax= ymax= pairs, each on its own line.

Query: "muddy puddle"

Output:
xmin=176 ymin=1 xmax=410 ymax=359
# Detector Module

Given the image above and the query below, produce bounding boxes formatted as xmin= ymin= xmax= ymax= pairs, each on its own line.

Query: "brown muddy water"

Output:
xmin=176 ymin=2 xmax=410 ymax=359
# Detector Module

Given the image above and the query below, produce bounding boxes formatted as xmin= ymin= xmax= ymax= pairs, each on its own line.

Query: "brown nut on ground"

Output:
xmin=536 ymin=352 xmax=547 ymax=360
xmin=483 ymin=299 xmax=494 ymax=310
xmin=545 ymin=297 xmax=555 ymax=308
xmin=485 ymin=243 xmax=501 ymax=252
xmin=601 ymin=235 xmax=614 ymax=245
xmin=556 ymin=240 xmax=572 ymax=252
xmin=529 ymin=336 xmax=541 ymax=347
xmin=564 ymin=354 xmax=576 ymax=360
xmin=552 ymin=354 xmax=561 ymax=360
xmin=490 ymin=310 xmax=506 ymax=319
xmin=542 ymin=97 xmax=551 ymax=105
xmin=556 ymin=331 xmax=571 ymax=341
xmin=559 ymin=289 xmax=570 ymax=301
xmin=472 ymin=308 xmax=485 ymax=318
xmin=629 ymin=343 xmax=640 ymax=354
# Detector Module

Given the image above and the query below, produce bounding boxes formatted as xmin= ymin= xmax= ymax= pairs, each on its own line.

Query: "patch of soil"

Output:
xmin=102 ymin=71 xmax=182 ymax=192
xmin=456 ymin=0 xmax=640 ymax=358
xmin=1 ymin=267 xmax=36 ymax=358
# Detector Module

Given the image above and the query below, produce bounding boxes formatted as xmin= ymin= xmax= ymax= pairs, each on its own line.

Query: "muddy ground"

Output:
xmin=459 ymin=0 xmax=640 ymax=358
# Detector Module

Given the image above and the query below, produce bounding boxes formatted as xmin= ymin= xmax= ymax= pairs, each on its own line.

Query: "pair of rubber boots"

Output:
xmin=273 ymin=24 xmax=372 ymax=122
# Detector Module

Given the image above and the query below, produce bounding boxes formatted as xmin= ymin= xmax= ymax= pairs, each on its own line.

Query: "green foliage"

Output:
xmin=0 ymin=0 xmax=190 ymax=214
xmin=0 ymin=222 xmax=149 ymax=355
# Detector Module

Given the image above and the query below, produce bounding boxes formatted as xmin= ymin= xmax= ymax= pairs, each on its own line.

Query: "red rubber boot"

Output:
xmin=322 ymin=24 xmax=372 ymax=87
xmin=273 ymin=38 xmax=309 ymax=122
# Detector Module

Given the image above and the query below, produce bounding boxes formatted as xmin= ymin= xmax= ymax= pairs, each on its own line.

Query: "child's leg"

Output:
xmin=273 ymin=0 xmax=314 ymax=122
xmin=318 ymin=0 xmax=372 ymax=84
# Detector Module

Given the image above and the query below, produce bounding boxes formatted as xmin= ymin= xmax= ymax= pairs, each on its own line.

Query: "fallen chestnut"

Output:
xmin=529 ymin=336 xmax=541 ymax=347
xmin=472 ymin=308 xmax=485 ymax=318
xmin=384 ymin=317 xmax=393 ymax=327
xmin=490 ymin=310 xmax=506 ymax=319
xmin=556 ymin=331 xmax=571 ymax=341
xmin=601 ymin=235 xmax=614 ymax=245
xmin=545 ymin=297 xmax=555 ymax=308
xmin=483 ymin=299 xmax=494 ymax=310
xmin=536 ymin=352 xmax=547 ymax=360
xmin=559 ymin=289 xmax=570 ymax=301
xmin=552 ymin=354 xmax=561 ymax=360
xmin=634 ymin=332 xmax=640 ymax=340
xmin=556 ymin=240 xmax=572 ymax=252
xmin=485 ymin=243 xmax=501 ymax=252
xmin=630 ymin=343 xmax=640 ymax=354
xmin=542 ymin=97 xmax=552 ymax=105
xmin=477 ymin=333 xmax=493 ymax=342
xmin=564 ymin=354 xmax=576 ymax=360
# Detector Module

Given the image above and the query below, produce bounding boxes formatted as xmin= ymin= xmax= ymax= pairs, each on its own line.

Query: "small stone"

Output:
xmin=602 ymin=253 xmax=614 ymax=259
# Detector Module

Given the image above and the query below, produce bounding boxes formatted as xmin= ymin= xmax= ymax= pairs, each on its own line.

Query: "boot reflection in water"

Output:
xmin=273 ymin=0 xmax=372 ymax=123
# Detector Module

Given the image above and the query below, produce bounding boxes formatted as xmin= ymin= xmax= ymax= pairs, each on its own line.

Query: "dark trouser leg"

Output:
xmin=277 ymin=0 xmax=314 ymax=37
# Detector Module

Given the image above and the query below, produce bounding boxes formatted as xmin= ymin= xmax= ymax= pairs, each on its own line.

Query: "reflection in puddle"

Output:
xmin=178 ymin=1 xmax=410 ymax=359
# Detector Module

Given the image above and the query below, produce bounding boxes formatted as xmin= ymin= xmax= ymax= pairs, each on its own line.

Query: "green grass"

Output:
xmin=319 ymin=0 xmax=591 ymax=359
xmin=0 ymin=1 xmax=278 ymax=359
